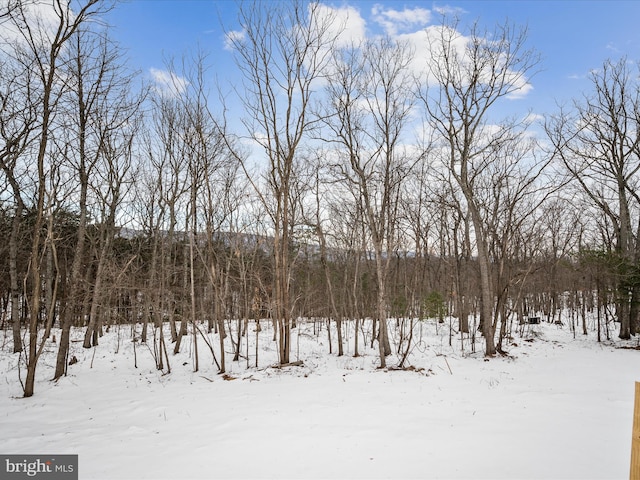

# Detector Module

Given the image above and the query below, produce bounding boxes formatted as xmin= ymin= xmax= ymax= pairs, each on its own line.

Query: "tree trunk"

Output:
xmin=468 ymin=203 xmax=496 ymax=356
xmin=9 ymin=203 xmax=23 ymax=353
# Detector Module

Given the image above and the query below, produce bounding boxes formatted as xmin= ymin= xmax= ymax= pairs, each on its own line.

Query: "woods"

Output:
xmin=1 ymin=0 xmax=639 ymax=398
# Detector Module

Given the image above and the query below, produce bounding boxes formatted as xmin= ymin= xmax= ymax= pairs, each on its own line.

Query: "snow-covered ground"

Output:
xmin=0 ymin=318 xmax=638 ymax=479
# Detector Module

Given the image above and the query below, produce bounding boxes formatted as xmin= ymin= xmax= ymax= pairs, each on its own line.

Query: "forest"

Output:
xmin=1 ymin=0 xmax=639 ymax=399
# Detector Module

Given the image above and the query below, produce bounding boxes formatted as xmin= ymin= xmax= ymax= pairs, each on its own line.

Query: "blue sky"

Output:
xmin=104 ymin=0 xmax=640 ymax=120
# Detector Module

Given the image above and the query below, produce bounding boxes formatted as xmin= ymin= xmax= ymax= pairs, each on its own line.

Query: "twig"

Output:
xmin=437 ymin=354 xmax=453 ymax=375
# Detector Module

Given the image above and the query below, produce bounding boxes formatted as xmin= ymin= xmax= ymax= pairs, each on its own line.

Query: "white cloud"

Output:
xmin=523 ymin=112 xmax=544 ymax=125
xmin=371 ymin=4 xmax=431 ymax=36
xmin=222 ymin=2 xmax=534 ymax=104
xmin=395 ymin=24 xmax=467 ymax=85
xmin=397 ymin=24 xmax=533 ymax=100
xmin=149 ymin=68 xmax=189 ymax=97
xmin=432 ymin=4 xmax=467 ymax=17
xmin=505 ymin=76 xmax=534 ymax=99
xmin=605 ymin=42 xmax=620 ymax=53
xmin=0 ymin=0 xmax=66 ymax=47
xmin=224 ymin=29 xmax=245 ymax=51
xmin=314 ymin=3 xmax=366 ymax=47
xmin=223 ymin=4 xmax=366 ymax=53
xmin=300 ymin=4 xmax=368 ymax=87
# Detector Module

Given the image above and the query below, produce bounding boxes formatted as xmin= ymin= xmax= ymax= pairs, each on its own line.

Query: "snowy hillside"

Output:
xmin=0 ymin=318 xmax=638 ymax=479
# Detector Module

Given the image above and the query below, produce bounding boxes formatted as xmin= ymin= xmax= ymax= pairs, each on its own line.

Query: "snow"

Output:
xmin=0 ymin=318 xmax=638 ymax=479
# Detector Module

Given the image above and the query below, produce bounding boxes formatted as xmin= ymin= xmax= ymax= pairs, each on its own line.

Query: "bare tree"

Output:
xmin=157 ymin=50 xmax=235 ymax=372
xmin=0 ymin=50 xmax=39 ymax=353
xmin=45 ymin=23 xmax=143 ymax=381
xmin=82 ymin=104 xmax=141 ymax=348
xmin=326 ymin=193 xmax=369 ymax=356
xmin=479 ymin=137 xmax=552 ymax=350
xmin=421 ymin=17 xmax=540 ymax=356
xmin=321 ymin=37 xmax=417 ymax=367
xmin=304 ymin=155 xmax=344 ymax=355
xmin=5 ymin=0 xmax=110 ymax=397
xmin=545 ymin=57 xmax=640 ymax=339
xmin=147 ymin=89 xmax=190 ymax=351
xmin=225 ymin=0 xmax=339 ymax=364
